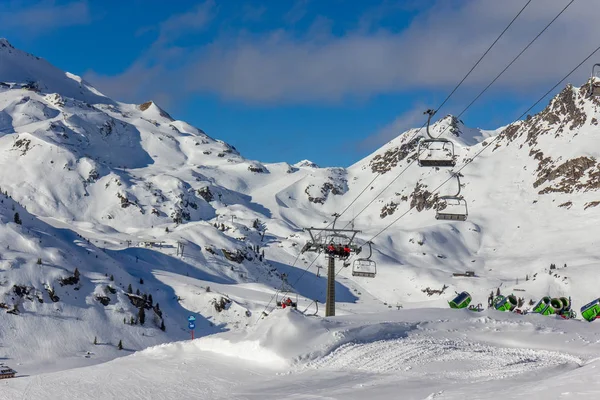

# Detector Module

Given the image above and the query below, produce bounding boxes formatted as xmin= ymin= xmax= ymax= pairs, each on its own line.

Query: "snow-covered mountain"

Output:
xmin=1 ymin=37 xmax=600 ymax=386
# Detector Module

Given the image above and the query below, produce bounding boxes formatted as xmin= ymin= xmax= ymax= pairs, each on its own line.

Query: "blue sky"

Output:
xmin=1 ymin=0 xmax=594 ymax=167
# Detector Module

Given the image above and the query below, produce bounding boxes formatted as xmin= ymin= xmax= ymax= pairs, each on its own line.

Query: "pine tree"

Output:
xmin=130 ymin=316 xmax=135 ymax=324
xmin=118 ymin=340 xmax=123 ymax=350
xmin=138 ymin=307 xmax=145 ymax=325
xmin=139 ymin=278 xmax=144 ymax=285
xmin=160 ymin=320 xmax=165 ymax=331
xmin=13 ymin=212 xmax=21 ymax=225
xmin=155 ymin=303 xmax=160 ymax=311
xmin=110 ymin=274 xmax=114 ymax=281
xmin=148 ymin=294 xmax=153 ymax=305
xmin=36 ymin=257 xmax=42 ymax=265
xmin=74 ymin=268 xmax=80 ymax=280
xmin=496 ymin=288 xmax=500 ymax=296
xmin=127 ymin=284 xmax=132 ymax=294
xmin=93 ymin=336 xmax=98 ymax=345
xmin=136 ymin=288 xmax=140 ymax=296
xmin=123 ymin=317 xmax=126 ymax=324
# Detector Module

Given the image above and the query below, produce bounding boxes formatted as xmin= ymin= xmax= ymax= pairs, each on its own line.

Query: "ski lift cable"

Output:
xmin=304 ymin=36 xmax=597 ymax=310
xmin=252 ymin=250 xmax=303 ymax=325
xmin=252 ymin=250 xmax=323 ymax=324
xmin=434 ymin=0 xmax=533 ymax=113
xmin=273 ymin=254 xmax=321 ymax=303
xmin=341 ymin=0 xmax=576 ymax=231
xmin=453 ymin=0 xmax=575 ymax=121
xmin=334 ymin=1 xmax=534 ymax=224
xmin=255 ymin=3 xmax=576 ymax=319
xmin=367 ymin=41 xmax=600 ymax=244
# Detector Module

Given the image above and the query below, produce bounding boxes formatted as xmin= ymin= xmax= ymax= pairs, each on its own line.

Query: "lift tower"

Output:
xmin=301 ymin=214 xmax=361 ymax=316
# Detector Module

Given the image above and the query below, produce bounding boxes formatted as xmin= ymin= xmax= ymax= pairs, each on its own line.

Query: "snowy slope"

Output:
xmin=2 ymin=37 xmax=600 ymax=396
xmin=3 ymin=309 xmax=600 ymax=399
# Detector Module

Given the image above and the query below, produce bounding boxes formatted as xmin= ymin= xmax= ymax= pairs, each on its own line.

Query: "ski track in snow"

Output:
xmin=305 ymin=335 xmax=583 ymax=382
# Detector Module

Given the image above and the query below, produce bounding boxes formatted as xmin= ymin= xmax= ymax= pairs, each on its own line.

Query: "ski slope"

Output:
xmin=3 ymin=309 xmax=600 ymax=399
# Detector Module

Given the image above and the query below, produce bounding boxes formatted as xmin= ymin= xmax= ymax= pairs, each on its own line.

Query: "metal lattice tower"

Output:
xmin=301 ymin=214 xmax=361 ymax=316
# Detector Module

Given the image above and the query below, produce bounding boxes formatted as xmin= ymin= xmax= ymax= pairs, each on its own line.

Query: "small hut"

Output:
xmin=0 ymin=365 xmax=16 ymax=379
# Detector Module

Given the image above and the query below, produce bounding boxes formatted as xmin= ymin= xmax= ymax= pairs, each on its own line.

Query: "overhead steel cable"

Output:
xmin=332 ymin=1 xmax=534 ymax=223
xmin=254 ymin=0 xmax=559 ymax=321
xmin=368 ymin=41 xmax=600 ymax=244
xmin=342 ymin=0 xmax=576 ymax=230
xmin=435 ymin=0 xmax=533 ymax=112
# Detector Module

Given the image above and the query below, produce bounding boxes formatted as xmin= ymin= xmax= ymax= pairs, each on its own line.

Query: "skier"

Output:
xmin=343 ymin=245 xmax=351 ymax=258
xmin=327 ymin=243 xmax=336 ymax=255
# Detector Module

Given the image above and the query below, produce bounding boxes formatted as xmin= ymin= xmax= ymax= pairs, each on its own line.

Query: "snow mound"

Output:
xmin=194 ymin=309 xmax=330 ymax=367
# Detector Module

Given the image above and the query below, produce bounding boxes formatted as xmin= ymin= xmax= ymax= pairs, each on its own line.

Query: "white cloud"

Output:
xmin=155 ymin=0 xmax=216 ymax=46
xmin=0 ymin=0 xmax=91 ymax=32
xmin=88 ymin=0 xmax=597 ymax=105
xmin=357 ymin=105 xmax=426 ymax=151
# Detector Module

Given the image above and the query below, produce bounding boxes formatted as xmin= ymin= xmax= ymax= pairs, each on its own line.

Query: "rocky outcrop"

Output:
xmin=369 ymin=137 xmax=420 ymax=174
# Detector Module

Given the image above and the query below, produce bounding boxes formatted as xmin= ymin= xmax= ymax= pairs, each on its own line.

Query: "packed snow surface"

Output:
xmin=3 ymin=309 xmax=600 ymax=399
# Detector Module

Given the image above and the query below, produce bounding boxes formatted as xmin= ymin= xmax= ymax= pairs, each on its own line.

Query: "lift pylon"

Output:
xmin=301 ymin=213 xmax=362 ymax=316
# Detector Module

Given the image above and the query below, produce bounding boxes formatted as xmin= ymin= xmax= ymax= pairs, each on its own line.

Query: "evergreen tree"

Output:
xmin=110 ymin=274 xmax=114 ymax=281
xmin=148 ymin=294 xmax=153 ymax=305
xmin=160 ymin=320 xmax=166 ymax=331
xmin=13 ymin=212 xmax=21 ymax=225
xmin=136 ymin=288 xmax=140 ymax=296
xmin=130 ymin=316 xmax=135 ymax=324
xmin=155 ymin=303 xmax=160 ymax=311
xmin=123 ymin=317 xmax=126 ymax=324
xmin=74 ymin=268 xmax=80 ymax=280
xmin=118 ymin=340 xmax=123 ymax=350
xmin=138 ymin=307 xmax=145 ymax=325
xmin=139 ymin=278 xmax=144 ymax=285
xmin=93 ymin=336 xmax=98 ymax=345
xmin=496 ymin=288 xmax=500 ymax=296
xmin=127 ymin=284 xmax=132 ymax=294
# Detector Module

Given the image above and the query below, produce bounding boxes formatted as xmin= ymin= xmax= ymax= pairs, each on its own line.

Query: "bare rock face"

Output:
xmin=534 ymin=156 xmax=598 ymax=194
xmin=491 ymin=82 xmax=600 ymax=206
xmin=304 ymin=169 xmax=348 ymax=204
xmin=369 ymin=137 xmax=420 ymax=174
xmin=410 ymin=182 xmax=438 ymax=212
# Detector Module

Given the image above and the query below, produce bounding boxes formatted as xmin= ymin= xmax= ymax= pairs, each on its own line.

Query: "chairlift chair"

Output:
xmin=418 ymin=109 xmax=456 ymax=167
xmin=435 ymin=173 xmax=468 ymax=221
xmin=276 ymin=292 xmax=298 ymax=309
xmin=352 ymin=241 xmax=376 ymax=278
xmin=588 ymin=63 xmax=600 ymax=97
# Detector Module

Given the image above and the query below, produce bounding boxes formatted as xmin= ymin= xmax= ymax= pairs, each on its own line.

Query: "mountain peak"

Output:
xmin=139 ymin=100 xmax=174 ymax=121
xmin=0 ymin=38 xmax=14 ymax=49
xmin=0 ymin=38 xmax=110 ymax=105
xmin=294 ymin=160 xmax=319 ymax=168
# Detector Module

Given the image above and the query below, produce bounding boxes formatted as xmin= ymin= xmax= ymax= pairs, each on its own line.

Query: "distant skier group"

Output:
xmin=326 ymin=242 xmax=351 ymax=259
